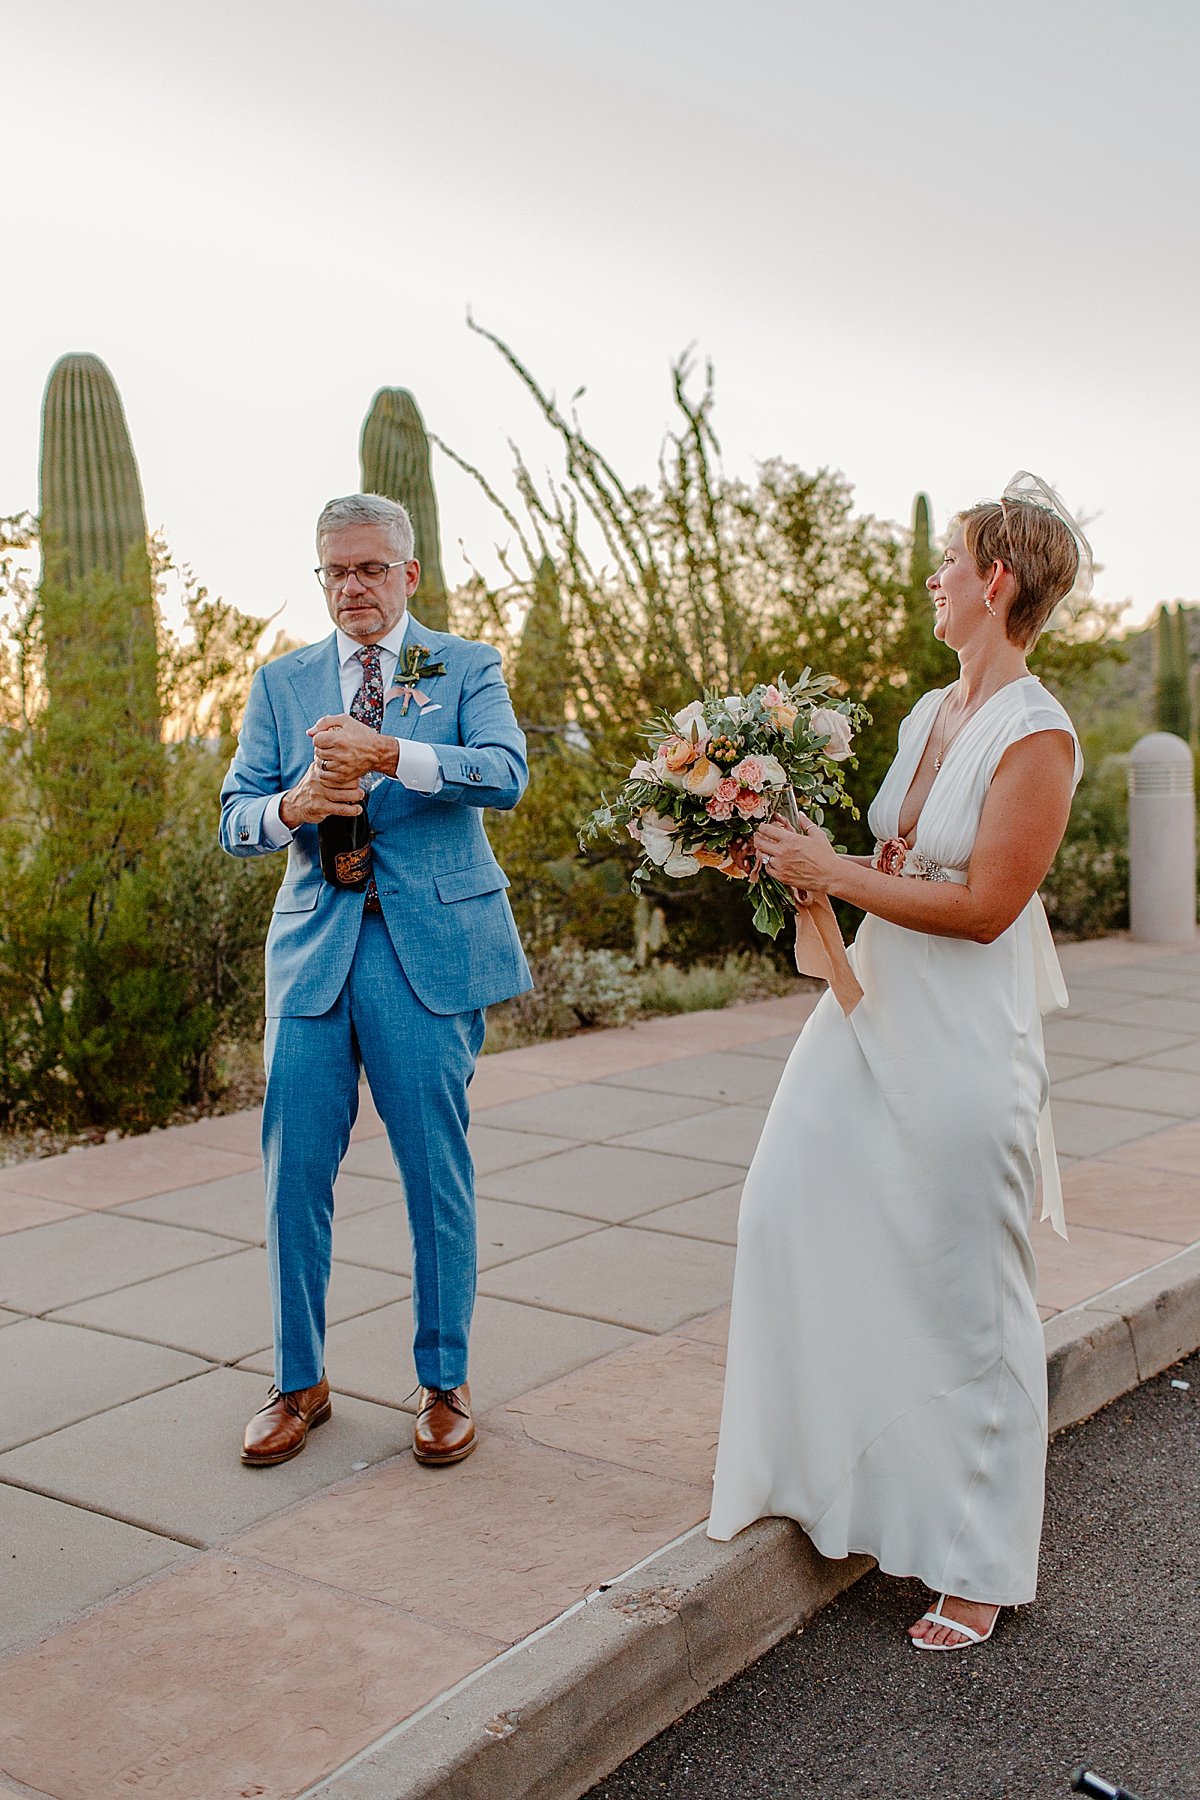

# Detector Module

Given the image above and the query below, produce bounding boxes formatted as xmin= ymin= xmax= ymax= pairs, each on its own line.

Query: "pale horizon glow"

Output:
xmin=4 ymin=0 xmax=1198 ymax=651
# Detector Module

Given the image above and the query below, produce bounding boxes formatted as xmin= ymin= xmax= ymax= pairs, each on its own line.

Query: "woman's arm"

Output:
xmin=755 ymin=729 xmax=1076 ymax=944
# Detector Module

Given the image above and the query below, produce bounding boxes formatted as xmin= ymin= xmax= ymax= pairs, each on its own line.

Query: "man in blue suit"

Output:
xmin=220 ymin=492 xmax=531 ymax=1468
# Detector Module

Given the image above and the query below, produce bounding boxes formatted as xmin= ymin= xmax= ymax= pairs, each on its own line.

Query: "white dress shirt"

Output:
xmin=262 ymin=611 xmax=442 ymax=847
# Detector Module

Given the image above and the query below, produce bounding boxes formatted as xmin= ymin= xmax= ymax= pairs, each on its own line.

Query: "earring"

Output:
xmin=984 ymin=595 xmax=997 ymax=616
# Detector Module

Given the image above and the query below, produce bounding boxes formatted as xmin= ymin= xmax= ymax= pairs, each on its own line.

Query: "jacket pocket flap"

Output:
xmin=273 ymin=883 xmax=321 ymax=914
xmin=434 ymin=862 xmax=510 ymax=904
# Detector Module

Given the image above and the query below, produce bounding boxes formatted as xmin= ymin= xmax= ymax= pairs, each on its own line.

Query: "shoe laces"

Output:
xmin=260 ymin=1385 xmax=308 ymax=1419
xmin=415 ymin=1386 xmax=470 ymax=1419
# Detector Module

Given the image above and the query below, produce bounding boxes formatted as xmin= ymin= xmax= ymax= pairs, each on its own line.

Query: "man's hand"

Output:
xmin=308 ymin=713 xmax=400 ymax=784
xmin=279 ymin=759 xmax=365 ymax=830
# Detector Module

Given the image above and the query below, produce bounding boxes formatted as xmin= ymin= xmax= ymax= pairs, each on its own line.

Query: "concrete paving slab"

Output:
xmin=0 ymin=1190 xmax=87 ymax=1236
xmin=1044 ymin=1096 xmax=1173 ymax=1157
xmin=1062 ymin=1161 xmax=1200 ymax=1243
xmin=114 ymin=1167 xmax=400 ymax=1243
xmin=1046 ymin=1051 xmax=1107 ymax=1083
xmin=726 ymin=1031 xmax=801 ymax=1062
xmin=1132 ymin=1040 xmax=1200 ymax=1074
xmin=51 ymin=1246 xmax=405 ymax=1364
xmin=479 ymin=1226 xmax=736 ymax=1332
xmin=628 ymin=1183 xmax=742 ymax=1244
xmin=164 ymin=1108 xmax=264 ymax=1156
xmin=341 ymin=1121 xmax=568 ymax=1182
xmin=478 ymin=1083 xmax=712 ymax=1144
xmin=602 ymin=1050 xmax=784 ymax=1107
xmin=670 ymin=1305 xmax=731 ymax=1346
xmin=1032 ymin=1216 xmax=1182 ymax=1311
xmin=0 ymin=1485 xmax=194 ymax=1655
xmin=1040 ymin=1018 xmax=1192 ymax=1062
xmin=0 ymin=1309 xmax=22 ymax=1326
xmin=490 ymin=994 xmax=816 ymax=1084
xmin=231 ymin=1431 xmax=709 ymax=1646
xmin=0 ymin=1368 xmax=409 ymax=1545
xmin=0 ymin=1135 xmax=257 ymax=1209
xmin=470 ymin=1060 xmax=574 ymax=1109
xmin=475 ymin=1142 xmax=735 ymax=1221
xmin=1083 ymin=994 xmax=1200 ymax=1034
xmin=0 ymin=1319 xmax=209 ymax=1452
xmin=0 ymin=1212 xmax=241 ymax=1315
xmin=1051 ymin=1063 xmax=1200 ymax=1119
xmin=493 ymin=1332 xmax=724 ymax=1490
xmin=611 ymin=1104 xmax=770 ymax=1167
xmin=0 ymin=1554 xmax=497 ymax=1800
xmin=1100 ymin=1117 xmax=1200 ymax=1177
xmin=1065 ymin=962 xmax=1199 ymax=995
xmin=333 ymin=1194 xmax=598 ymax=1276
xmin=240 ymin=1292 xmax=638 ymax=1415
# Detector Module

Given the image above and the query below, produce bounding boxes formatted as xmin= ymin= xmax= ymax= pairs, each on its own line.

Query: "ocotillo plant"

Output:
xmin=1154 ymin=602 xmax=1191 ymax=740
xmin=360 ymin=388 xmax=450 ymax=631
xmin=39 ymin=353 xmax=160 ymax=734
xmin=512 ymin=554 xmax=568 ymax=736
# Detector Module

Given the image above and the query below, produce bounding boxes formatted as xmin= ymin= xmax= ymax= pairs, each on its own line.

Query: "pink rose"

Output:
xmin=706 ymin=794 xmax=735 ymax=820
xmin=730 ymin=755 xmax=765 ymax=790
xmin=714 ymin=776 xmax=740 ymax=802
xmin=763 ymin=684 xmax=783 ymax=708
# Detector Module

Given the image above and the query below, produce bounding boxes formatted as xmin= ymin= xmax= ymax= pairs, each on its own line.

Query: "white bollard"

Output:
xmin=1127 ymin=733 xmax=1197 ymax=943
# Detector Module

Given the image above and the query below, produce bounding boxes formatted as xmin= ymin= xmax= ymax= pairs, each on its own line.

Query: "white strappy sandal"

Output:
xmin=910 ymin=1594 xmax=1000 ymax=1651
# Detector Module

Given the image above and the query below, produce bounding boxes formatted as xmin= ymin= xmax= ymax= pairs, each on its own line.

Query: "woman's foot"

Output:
xmin=908 ymin=1593 xmax=1000 ymax=1649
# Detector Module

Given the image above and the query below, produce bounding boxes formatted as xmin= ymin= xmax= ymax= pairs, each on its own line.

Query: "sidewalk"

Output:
xmin=1 ymin=936 xmax=1198 ymax=1800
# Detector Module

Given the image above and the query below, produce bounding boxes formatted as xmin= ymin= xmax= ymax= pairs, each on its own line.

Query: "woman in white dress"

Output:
xmin=708 ymin=475 xmax=1091 ymax=1650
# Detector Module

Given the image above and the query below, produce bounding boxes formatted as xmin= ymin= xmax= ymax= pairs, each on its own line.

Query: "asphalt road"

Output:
xmin=589 ymin=1350 xmax=1200 ymax=1800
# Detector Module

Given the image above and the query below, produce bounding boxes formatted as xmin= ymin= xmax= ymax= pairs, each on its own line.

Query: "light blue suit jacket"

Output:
xmin=219 ymin=617 xmax=532 ymax=1018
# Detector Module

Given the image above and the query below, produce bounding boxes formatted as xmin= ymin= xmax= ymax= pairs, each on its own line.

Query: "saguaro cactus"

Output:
xmin=910 ymin=492 xmax=936 ymax=593
xmin=1155 ymin=603 xmax=1191 ymax=741
xmin=39 ymin=352 xmax=159 ymax=738
xmin=512 ymin=554 xmax=567 ymax=734
xmin=360 ymin=388 xmax=449 ymax=631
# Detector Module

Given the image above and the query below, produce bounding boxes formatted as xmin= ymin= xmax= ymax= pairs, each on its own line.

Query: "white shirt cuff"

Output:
xmin=389 ymin=739 xmax=443 ymax=794
xmin=262 ymin=794 xmax=295 ymax=846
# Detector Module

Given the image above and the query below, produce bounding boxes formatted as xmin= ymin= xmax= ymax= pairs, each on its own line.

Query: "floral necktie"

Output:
xmin=350 ymin=645 xmax=383 ymax=904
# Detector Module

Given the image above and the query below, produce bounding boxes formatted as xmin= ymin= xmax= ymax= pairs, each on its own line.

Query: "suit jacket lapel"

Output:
xmin=285 ymin=633 xmax=343 ymax=726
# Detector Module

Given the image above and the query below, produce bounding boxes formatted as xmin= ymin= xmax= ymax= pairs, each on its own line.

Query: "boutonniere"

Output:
xmin=386 ymin=642 xmax=448 ymax=714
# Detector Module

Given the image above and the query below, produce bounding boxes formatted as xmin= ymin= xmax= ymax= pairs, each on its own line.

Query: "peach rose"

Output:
xmin=766 ymin=701 xmax=800 ymax=733
xmin=683 ymin=755 xmax=723 ymax=797
xmin=660 ymin=734 xmax=700 ymax=773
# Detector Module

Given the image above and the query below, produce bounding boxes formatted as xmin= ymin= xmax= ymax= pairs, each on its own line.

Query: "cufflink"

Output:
xmin=468 ymin=771 xmax=482 ymax=783
xmin=239 ymin=827 xmax=250 ymax=841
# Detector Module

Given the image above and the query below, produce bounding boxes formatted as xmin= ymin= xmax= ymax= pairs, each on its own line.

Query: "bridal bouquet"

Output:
xmin=580 ymin=672 xmax=869 ymax=941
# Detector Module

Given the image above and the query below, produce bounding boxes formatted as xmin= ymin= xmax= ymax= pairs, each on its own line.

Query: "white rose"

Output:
xmin=682 ymin=755 xmax=723 ymax=797
xmin=638 ymin=811 xmax=680 ymax=865
xmin=810 ymin=708 xmax=854 ymax=761
xmin=671 ymin=700 xmax=711 ymax=746
xmin=629 ymin=758 xmax=660 ymax=783
xmin=755 ymin=753 xmax=788 ymax=788
xmin=662 ymin=850 xmax=701 ymax=878
xmin=721 ymin=695 xmax=746 ymax=718
xmin=652 ymin=749 xmax=687 ymax=789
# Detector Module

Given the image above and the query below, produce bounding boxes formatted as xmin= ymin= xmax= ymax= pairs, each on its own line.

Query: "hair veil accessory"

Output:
xmin=997 ymin=470 xmax=1094 ymax=601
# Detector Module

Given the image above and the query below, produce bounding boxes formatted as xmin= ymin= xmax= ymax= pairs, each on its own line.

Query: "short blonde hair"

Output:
xmin=955 ymin=500 xmax=1080 ymax=649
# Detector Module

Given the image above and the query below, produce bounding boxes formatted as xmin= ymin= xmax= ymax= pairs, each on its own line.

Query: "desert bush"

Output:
xmin=0 ymin=526 xmax=277 ymax=1132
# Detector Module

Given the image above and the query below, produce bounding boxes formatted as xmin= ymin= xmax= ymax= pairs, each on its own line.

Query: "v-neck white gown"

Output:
xmin=707 ymin=677 xmax=1082 ymax=1604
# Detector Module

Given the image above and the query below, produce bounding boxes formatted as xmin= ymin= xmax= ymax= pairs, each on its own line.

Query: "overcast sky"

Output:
xmin=3 ymin=0 xmax=1197 ymax=646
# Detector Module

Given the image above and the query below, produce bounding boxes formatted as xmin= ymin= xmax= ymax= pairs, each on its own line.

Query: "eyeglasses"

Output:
xmin=314 ymin=561 xmax=405 ymax=592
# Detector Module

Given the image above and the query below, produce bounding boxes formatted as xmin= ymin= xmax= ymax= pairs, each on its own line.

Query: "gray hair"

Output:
xmin=316 ymin=493 xmax=415 ymax=562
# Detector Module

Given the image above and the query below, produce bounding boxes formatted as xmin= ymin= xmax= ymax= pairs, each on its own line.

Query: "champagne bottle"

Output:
xmin=318 ymin=794 xmax=373 ymax=889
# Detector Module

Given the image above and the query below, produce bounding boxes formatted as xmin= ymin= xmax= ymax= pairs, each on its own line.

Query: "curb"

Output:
xmin=304 ymin=1243 xmax=1200 ymax=1800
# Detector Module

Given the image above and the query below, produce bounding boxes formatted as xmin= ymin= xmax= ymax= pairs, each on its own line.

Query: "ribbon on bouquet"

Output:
xmin=385 ymin=684 xmax=439 ymax=715
xmin=790 ymin=889 xmax=864 ymax=1016
xmin=771 ymin=786 xmax=863 ymax=1016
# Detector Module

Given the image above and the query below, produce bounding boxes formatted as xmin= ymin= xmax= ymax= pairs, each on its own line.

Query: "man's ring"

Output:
xmin=321 ymin=758 xmax=330 ymax=772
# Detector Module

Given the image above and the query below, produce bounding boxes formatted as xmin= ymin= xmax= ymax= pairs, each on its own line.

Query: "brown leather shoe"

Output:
xmin=412 ymin=1383 xmax=476 ymax=1465
xmin=241 ymin=1376 xmax=331 ymax=1466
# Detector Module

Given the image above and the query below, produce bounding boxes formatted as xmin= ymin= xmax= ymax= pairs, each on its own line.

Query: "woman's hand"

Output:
xmin=753 ymin=814 xmax=842 ymax=893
